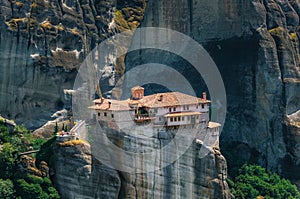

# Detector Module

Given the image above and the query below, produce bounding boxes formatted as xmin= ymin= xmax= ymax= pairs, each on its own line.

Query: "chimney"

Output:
xmin=158 ymin=94 xmax=163 ymax=101
xmin=202 ymin=92 xmax=207 ymax=100
xmin=100 ymin=97 xmax=104 ymax=104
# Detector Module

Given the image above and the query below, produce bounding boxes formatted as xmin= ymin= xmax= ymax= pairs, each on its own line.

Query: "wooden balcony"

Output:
xmin=134 ymin=114 xmax=156 ymax=123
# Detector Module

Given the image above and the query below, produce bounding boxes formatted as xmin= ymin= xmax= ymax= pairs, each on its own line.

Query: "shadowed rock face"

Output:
xmin=136 ymin=0 xmax=300 ymax=188
xmin=0 ymin=0 xmax=145 ymax=128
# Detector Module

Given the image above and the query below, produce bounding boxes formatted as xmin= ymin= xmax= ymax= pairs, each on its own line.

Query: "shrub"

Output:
xmin=69 ymin=28 xmax=80 ymax=35
xmin=54 ymin=24 xmax=64 ymax=31
xmin=40 ymin=21 xmax=52 ymax=29
xmin=14 ymin=124 xmax=28 ymax=134
xmin=0 ymin=143 xmax=18 ymax=179
xmin=114 ymin=10 xmax=130 ymax=30
xmin=0 ymin=179 xmax=15 ymax=199
xmin=290 ymin=32 xmax=297 ymax=40
xmin=0 ymin=125 xmax=10 ymax=143
xmin=268 ymin=27 xmax=283 ymax=36
xmin=32 ymin=2 xmax=38 ymax=8
xmin=15 ymin=2 xmax=23 ymax=8
xmin=59 ymin=139 xmax=85 ymax=147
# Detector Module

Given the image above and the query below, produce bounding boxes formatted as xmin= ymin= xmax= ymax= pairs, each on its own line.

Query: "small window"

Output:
xmin=202 ymin=104 xmax=205 ymax=109
xmin=178 ymin=117 xmax=181 ymax=122
xmin=169 ymin=108 xmax=172 ymax=112
xmin=182 ymin=117 xmax=184 ymax=121
xmin=196 ymin=116 xmax=199 ymax=119
xmin=174 ymin=117 xmax=177 ymax=122
xmin=187 ymin=106 xmax=189 ymax=110
xmin=196 ymin=105 xmax=198 ymax=109
xmin=170 ymin=118 xmax=173 ymax=122
xmin=173 ymin=107 xmax=176 ymax=111
xmin=98 ymin=113 xmax=100 ymax=117
xmin=159 ymin=117 xmax=161 ymax=121
xmin=111 ymin=114 xmax=114 ymax=118
xmin=104 ymin=112 xmax=107 ymax=117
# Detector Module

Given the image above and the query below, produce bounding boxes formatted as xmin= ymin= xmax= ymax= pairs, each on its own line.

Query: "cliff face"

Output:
xmin=137 ymin=0 xmax=300 ymax=187
xmin=53 ymin=131 xmax=231 ymax=199
xmin=53 ymin=141 xmax=121 ymax=199
xmin=1 ymin=0 xmax=300 ymax=195
xmin=0 ymin=0 xmax=145 ymax=128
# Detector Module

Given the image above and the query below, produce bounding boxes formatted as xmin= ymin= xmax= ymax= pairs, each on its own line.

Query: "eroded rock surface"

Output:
xmin=0 ymin=0 xmax=146 ymax=128
xmin=135 ymin=0 xmax=300 ymax=187
xmin=53 ymin=130 xmax=231 ymax=199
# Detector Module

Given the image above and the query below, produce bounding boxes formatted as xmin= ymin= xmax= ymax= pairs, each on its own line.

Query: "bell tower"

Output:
xmin=131 ymin=86 xmax=144 ymax=100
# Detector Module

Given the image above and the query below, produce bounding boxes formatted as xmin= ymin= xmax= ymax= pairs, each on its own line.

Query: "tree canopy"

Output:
xmin=0 ymin=179 xmax=14 ymax=199
xmin=228 ymin=164 xmax=300 ymax=199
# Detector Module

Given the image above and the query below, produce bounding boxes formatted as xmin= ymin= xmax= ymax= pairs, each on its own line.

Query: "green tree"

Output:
xmin=0 ymin=179 xmax=15 ymax=199
xmin=16 ymin=179 xmax=46 ymax=199
xmin=16 ymin=176 xmax=60 ymax=199
xmin=0 ymin=125 xmax=10 ymax=143
xmin=229 ymin=164 xmax=300 ymax=199
xmin=48 ymin=186 xmax=60 ymax=199
xmin=0 ymin=143 xmax=18 ymax=179
xmin=0 ymin=122 xmax=60 ymax=198
xmin=14 ymin=124 xmax=28 ymax=134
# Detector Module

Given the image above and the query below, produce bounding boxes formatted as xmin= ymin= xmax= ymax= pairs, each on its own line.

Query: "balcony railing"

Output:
xmin=134 ymin=114 xmax=156 ymax=123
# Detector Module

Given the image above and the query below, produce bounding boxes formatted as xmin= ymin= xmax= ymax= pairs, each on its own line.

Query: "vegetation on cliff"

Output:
xmin=228 ymin=164 xmax=300 ymax=199
xmin=0 ymin=121 xmax=60 ymax=198
xmin=222 ymin=143 xmax=300 ymax=198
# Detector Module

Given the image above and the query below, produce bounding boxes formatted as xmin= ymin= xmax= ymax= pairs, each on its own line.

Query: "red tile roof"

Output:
xmin=138 ymin=92 xmax=210 ymax=108
xmin=90 ymin=99 xmax=132 ymax=111
xmin=91 ymin=91 xmax=210 ymax=110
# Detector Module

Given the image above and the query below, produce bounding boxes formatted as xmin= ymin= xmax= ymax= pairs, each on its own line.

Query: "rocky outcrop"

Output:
xmin=53 ymin=129 xmax=231 ymax=199
xmin=133 ymin=0 xmax=300 ymax=187
xmin=284 ymin=110 xmax=300 ymax=188
xmin=33 ymin=109 xmax=72 ymax=139
xmin=53 ymin=141 xmax=121 ymax=199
